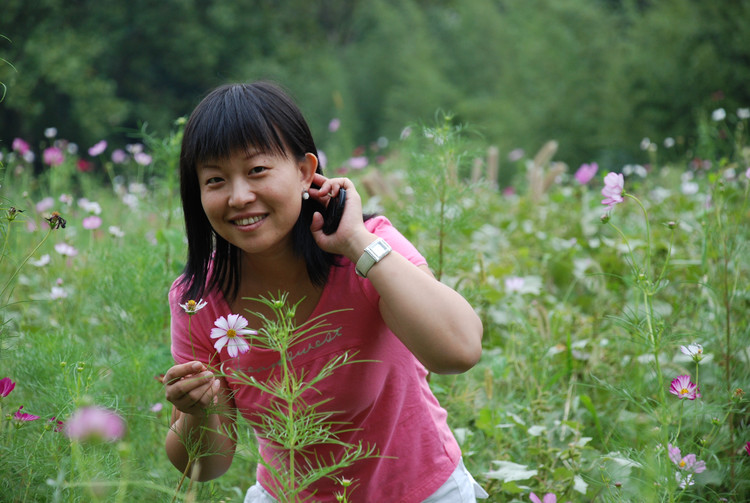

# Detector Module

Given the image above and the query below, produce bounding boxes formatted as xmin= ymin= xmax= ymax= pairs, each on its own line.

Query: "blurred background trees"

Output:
xmin=1 ymin=0 xmax=749 ymax=170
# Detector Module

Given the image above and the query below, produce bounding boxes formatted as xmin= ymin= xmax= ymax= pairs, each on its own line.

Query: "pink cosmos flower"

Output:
xmin=64 ymin=406 xmax=126 ymax=442
xmin=328 ymin=118 xmax=341 ymax=132
xmin=82 ymin=215 xmax=102 ymax=230
xmin=745 ymin=441 xmax=750 ymax=456
xmin=12 ymin=137 xmax=30 ymax=155
xmin=88 ymin=140 xmax=107 ymax=157
xmin=530 ymin=492 xmax=557 ymax=503
xmin=601 ymin=172 xmax=624 ymax=208
xmin=36 ymin=197 xmax=55 ymax=213
xmin=348 ymin=156 xmax=368 ymax=170
xmin=210 ymin=314 xmax=256 ymax=357
xmin=14 ymin=406 xmax=40 ymax=421
xmin=574 ymin=162 xmax=598 ymax=185
xmin=669 ymin=375 xmax=701 ymax=400
xmin=54 ymin=242 xmax=79 ymax=257
xmin=668 ymin=443 xmax=707 ymax=473
xmin=43 ymin=146 xmax=65 ymax=166
xmin=48 ymin=417 xmax=64 ymax=432
xmin=111 ymin=149 xmax=128 ymax=164
xmin=0 ymin=377 xmax=16 ymax=397
xmin=134 ymin=152 xmax=152 ymax=166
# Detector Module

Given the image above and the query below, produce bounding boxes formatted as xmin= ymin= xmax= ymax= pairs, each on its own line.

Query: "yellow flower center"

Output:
xmin=680 ymin=388 xmax=689 ymax=395
xmin=679 ymin=460 xmax=686 ymax=468
xmin=187 ymin=300 xmax=196 ymax=309
xmin=227 ymin=329 xmax=237 ymax=338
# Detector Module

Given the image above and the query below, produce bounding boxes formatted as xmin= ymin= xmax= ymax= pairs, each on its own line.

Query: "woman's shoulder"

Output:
xmin=364 ymin=214 xmax=394 ymax=233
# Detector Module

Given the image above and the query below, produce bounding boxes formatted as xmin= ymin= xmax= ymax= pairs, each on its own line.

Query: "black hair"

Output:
xmin=178 ymin=82 xmax=335 ymax=302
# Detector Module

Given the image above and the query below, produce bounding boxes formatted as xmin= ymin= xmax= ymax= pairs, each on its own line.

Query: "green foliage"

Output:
xmin=0 ymin=89 xmax=749 ymax=501
xmin=2 ymin=1 xmax=750 ymax=166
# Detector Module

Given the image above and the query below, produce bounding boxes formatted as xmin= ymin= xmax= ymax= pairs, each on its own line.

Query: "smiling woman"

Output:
xmin=163 ymin=81 xmax=485 ymax=502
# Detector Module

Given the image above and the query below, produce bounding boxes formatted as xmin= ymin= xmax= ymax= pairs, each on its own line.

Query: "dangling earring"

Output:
xmin=302 ymin=189 xmax=310 ymax=200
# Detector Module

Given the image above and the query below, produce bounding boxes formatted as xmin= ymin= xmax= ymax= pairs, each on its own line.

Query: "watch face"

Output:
xmin=369 ymin=239 xmax=391 ymax=258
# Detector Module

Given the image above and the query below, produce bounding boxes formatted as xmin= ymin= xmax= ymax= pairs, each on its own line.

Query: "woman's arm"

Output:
xmin=164 ymin=361 xmax=237 ymax=481
xmin=309 ymin=176 xmax=483 ymax=374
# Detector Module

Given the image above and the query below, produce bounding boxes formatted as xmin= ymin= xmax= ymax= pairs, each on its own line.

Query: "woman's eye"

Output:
xmin=249 ymin=166 xmax=267 ymax=175
xmin=205 ymin=176 xmax=223 ymax=185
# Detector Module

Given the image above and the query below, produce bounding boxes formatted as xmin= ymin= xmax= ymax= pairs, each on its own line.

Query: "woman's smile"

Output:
xmin=231 ymin=214 xmax=266 ymax=227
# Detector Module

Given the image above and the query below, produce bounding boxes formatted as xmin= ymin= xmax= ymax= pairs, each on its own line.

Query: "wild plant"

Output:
xmin=207 ymin=293 xmax=379 ymax=503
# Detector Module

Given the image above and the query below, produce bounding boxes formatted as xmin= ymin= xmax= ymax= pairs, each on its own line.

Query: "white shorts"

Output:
xmin=244 ymin=458 xmax=488 ymax=502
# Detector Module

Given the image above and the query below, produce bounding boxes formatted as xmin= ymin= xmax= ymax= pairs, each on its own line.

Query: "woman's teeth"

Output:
xmin=234 ymin=216 xmax=263 ymax=226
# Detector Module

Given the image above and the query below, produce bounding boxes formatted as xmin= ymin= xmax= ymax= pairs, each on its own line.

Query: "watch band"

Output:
xmin=355 ymin=237 xmax=392 ymax=278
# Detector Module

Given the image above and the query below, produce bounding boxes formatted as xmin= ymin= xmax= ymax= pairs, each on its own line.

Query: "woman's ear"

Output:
xmin=300 ymin=153 xmax=318 ymax=186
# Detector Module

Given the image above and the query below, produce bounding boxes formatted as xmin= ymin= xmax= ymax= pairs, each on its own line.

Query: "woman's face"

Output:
xmin=196 ymin=147 xmax=316 ymax=257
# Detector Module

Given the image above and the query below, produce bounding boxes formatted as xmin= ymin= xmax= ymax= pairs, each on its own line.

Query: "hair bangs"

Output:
xmin=186 ymin=85 xmax=289 ymax=167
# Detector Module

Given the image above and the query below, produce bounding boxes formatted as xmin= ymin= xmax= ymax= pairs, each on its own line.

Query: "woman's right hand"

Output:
xmin=164 ymin=361 xmax=221 ymax=416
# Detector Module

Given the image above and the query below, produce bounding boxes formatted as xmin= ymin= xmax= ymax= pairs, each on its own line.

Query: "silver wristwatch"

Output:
xmin=355 ymin=238 xmax=392 ymax=278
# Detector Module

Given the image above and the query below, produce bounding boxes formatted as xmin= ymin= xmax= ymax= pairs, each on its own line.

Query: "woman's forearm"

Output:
xmin=165 ymin=410 xmax=236 ymax=481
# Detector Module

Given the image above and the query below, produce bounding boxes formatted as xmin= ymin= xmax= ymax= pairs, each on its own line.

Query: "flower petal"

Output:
xmin=213 ymin=335 xmax=228 ymax=353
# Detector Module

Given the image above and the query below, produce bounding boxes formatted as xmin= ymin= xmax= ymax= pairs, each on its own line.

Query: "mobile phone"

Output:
xmin=322 ymin=188 xmax=346 ymax=235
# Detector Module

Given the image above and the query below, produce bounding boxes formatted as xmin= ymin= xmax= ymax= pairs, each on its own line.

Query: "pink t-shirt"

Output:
xmin=170 ymin=216 xmax=461 ymax=502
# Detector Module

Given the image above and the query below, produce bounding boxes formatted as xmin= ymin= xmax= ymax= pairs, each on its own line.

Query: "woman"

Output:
xmin=163 ymin=82 xmax=486 ymax=502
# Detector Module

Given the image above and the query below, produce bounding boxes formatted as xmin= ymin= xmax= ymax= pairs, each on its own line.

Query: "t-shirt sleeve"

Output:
xmin=169 ymin=278 xmax=218 ymax=365
xmin=367 ymin=215 xmax=427 ymax=267
xmin=357 ymin=216 xmax=428 ymax=305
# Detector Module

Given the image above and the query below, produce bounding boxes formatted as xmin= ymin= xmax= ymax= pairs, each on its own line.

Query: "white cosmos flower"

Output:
xmin=680 ymin=343 xmax=704 ymax=362
xmin=179 ymin=298 xmax=207 ymax=315
xmin=210 ymin=314 xmax=256 ymax=357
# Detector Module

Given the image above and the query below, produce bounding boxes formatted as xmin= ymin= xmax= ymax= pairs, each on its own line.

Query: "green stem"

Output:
xmin=626 ymin=193 xmax=652 ymax=277
xmin=0 ymin=226 xmax=54 ymax=300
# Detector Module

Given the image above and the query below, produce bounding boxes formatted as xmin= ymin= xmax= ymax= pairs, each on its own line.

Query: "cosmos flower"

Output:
xmin=82 ymin=215 xmax=102 ymax=230
xmin=668 ymin=444 xmax=707 ymax=473
xmin=601 ymin=172 xmax=625 ymax=208
xmin=134 ymin=152 xmax=152 ymax=166
xmin=179 ymin=299 xmax=207 ymax=315
xmin=348 ymin=156 xmax=368 ymax=170
xmin=36 ymin=197 xmax=55 ymax=213
xmin=574 ymin=162 xmax=598 ymax=185
xmin=530 ymin=492 xmax=557 ymax=503
xmin=210 ymin=314 xmax=256 ymax=357
xmin=14 ymin=406 xmax=40 ymax=421
xmin=0 ymin=377 xmax=15 ymax=397
xmin=43 ymin=146 xmax=65 ymax=167
xmin=328 ymin=118 xmax=341 ymax=132
xmin=505 ymin=276 xmax=525 ymax=293
xmin=88 ymin=140 xmax=107 ymax=157
xmin=111 ymin=149 xmax=128 ymax=164
xmin=30 ymin=254 xmax=51 ymax=267
xmin=711 ymin=108 xmax=726 ymax=121
xmin=64 ymin=406 xmax=126 ymax=442
xmin=54 ymin=242 xmax=78 ymax=257
xmin=679 ymin=343 xmax=704 ymax=362
xmin=108 ymin=226 xmax=125 ymax=238
xmin=669 ymin=375 xmax=701 ymax=400
xmin=12 ymin=138 xmax=30 ymax=155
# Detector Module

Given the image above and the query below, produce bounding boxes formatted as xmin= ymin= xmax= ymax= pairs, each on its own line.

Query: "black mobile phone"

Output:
xmin=322 ymin=188 xmax=346 ymax=235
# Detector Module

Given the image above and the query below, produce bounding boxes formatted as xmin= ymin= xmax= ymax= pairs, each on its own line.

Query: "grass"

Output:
xmin=1 ymin=115 xmax=749 ymax=502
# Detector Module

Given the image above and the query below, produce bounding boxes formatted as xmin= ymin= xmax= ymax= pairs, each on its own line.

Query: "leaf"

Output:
xmin=484 ymin=460 xmax=538 ymax=482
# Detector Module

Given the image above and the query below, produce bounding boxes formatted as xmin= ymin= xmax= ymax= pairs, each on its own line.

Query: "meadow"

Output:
xmin=0 ymin=109 xmax=749 ymax=502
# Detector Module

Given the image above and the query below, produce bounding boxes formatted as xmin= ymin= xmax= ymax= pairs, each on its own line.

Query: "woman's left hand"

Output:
xmin=308 ymin=174 xmax=375 ymax=260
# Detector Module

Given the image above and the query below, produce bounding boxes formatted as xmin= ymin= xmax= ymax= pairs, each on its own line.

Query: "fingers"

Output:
xmin=164 ymin=361 xmax=220 ymax=414
xmin=310 ymin=174 xmax=351 ymax=200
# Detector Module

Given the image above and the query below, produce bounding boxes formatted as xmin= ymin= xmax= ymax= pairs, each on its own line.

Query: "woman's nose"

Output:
xmin=228 ymin=180 xmax=255 ymax=207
